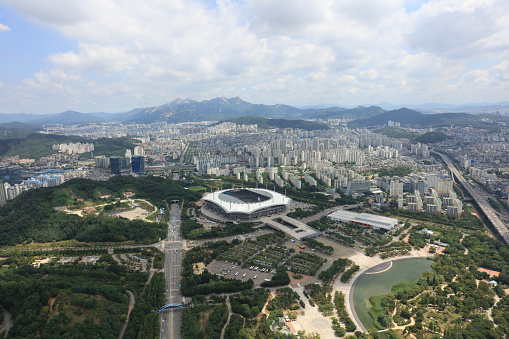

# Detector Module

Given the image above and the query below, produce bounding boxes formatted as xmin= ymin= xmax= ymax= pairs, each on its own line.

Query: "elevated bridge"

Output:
xmin=156 ymin=303 xmax=190 ymax=313
xmin=434 ymin=151 xmax=509 ymax=244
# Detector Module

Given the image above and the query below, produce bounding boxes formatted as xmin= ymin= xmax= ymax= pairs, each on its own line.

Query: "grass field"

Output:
xmin=188 ymin=186 xmax=207 ymax=192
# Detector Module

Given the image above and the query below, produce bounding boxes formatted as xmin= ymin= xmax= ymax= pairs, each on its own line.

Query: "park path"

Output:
xmin=139 ymin=270 xmax=155 ymax=297
xmin=220 ymin=297 xmax=232 ymax=339
xmin=0 ymin=309 xmax=13 ymax=337
xmin=118 ymin=290 xmax=136 ymax=339
xmin=488 ymin=294 xmax=500 ymax=326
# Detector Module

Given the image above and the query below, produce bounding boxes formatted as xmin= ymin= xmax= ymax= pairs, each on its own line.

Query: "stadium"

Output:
xmin=201 ymin=188 xmax=291 ymax=222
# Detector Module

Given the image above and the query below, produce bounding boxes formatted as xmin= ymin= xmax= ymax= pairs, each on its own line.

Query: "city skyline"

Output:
xmin=0 ymin=0 xmax=508 ymax=114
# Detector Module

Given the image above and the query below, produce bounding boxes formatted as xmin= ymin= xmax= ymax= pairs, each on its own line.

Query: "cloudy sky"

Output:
xmin=0 ymin=0 xmax=508 ymax=114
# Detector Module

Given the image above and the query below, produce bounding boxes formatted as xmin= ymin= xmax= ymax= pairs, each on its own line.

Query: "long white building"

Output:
xmin=327 ymin=210 xmax=399 ymax=230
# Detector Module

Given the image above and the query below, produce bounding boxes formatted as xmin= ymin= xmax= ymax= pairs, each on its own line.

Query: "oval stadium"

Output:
xmin=201 ymin=188 xmax=291 ymax=222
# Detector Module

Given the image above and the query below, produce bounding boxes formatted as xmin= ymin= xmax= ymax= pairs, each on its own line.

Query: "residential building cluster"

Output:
xmin=52 ymin=142 xmax=94 ymax=154
xmin=0 ymin=167 xmax=87 ymax=205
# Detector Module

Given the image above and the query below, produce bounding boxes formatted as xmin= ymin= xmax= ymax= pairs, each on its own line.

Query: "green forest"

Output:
xmin=0 ymin=176 xmax=201 ymax=245
xmin=375 ymin=166 xmax=413 ymax=178
xmin=0 ymin=131 xmax=138 ymax=159
xmin=0 ymin=254 xmax=164 ymax=339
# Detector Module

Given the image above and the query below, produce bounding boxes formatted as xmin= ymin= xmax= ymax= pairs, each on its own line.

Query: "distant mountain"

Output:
xmin=455 ymin=104 xmax=509 ymax=112
xmin=0 ymin=121 xmax=41 ymax=131
xmin=125 ymin=97 xmax=316 ymax=123
xmin=297 ymin=104 xmax=351 ymax=109
xmin=348 ymin=108 xmax=425 ymax=128
xmin=0 ymin=111 xmax=119 ymax=125
xmin=310 ymin=106 xmax=386 ymax=120
xmin=348 ymin=108 xmax=509 ymax=129
xmin=1 ymin=98 xmax=508 ymax=126
xmin=219 ymin=116 xmax=329 ymax=131
xmin=0 ymin=113 xmax=50 ymax=124
xmin=125 ymin=97 xmax=352 ymax=123
xmin=32 ymin=111 xmax=105 ymax=125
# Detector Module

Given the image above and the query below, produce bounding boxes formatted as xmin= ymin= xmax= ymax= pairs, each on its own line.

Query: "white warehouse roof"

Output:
xmin=328 ymin=210 xmax=398 ymax=230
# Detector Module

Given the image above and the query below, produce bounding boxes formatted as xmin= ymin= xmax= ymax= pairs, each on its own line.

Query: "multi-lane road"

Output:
xmin=435 ymin=151 xmax=509 ymax=244
xmin=161 ymin=202 xmax=183 ymax=339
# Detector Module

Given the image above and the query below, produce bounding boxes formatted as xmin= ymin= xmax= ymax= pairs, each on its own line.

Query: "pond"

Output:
xmin=352 ymin=258 xmax=433 ymax=331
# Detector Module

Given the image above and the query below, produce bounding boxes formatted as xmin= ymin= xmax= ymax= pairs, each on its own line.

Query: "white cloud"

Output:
xmin=405 ymin=0 xmax=509 ymax=56
xmin=0 ymin=22 xmax=10 ymax=31
xmin=48 ymin=43 xmax=139 ymax=73
xmin=0 ymin=0 xmax=508 ymax=112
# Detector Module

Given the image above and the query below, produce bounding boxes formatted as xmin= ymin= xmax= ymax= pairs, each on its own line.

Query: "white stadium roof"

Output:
xmin=201 ymin=188 xmax=291 ymax=215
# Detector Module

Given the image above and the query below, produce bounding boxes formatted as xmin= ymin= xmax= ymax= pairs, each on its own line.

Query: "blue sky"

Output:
xmin=0 ymin=0 xmax=508 ymax=114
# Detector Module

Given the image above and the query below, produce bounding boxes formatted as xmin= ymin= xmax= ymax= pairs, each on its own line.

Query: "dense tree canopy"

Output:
xmin=0 ymin=176 xmax=200 ymax=245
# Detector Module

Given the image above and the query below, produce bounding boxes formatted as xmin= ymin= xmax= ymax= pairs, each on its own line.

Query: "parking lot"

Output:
xmin=207 ymin=260 xmax=275 ymax=286
xmin=288 ymin=200 xmax=315 ymax=213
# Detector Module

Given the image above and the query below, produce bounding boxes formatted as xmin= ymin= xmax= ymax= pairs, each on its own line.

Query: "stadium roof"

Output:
xmin=202 ymin=188 xmax=291 ymax=214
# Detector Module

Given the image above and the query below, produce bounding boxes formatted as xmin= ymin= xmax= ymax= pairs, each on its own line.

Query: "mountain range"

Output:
xmin=1 ymin=97 xmax=508 ymax=129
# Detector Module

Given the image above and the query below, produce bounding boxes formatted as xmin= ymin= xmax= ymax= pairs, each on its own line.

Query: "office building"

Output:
xmin=346 ymin=180 xmax=371 ymax=196
xmin=110 ymin=157 xmax=121 ymax=175
xmin=0 ymin=167 xmax=22 ymax=185
xmin=132 ymin=156 xmax=145 ymax=174
xmin=0 ymin=181 xmax=6 ymax=206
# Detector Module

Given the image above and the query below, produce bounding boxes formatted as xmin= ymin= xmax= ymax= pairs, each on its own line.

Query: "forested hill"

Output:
xmin=0 ymin=176 xmax=201 ymax=245
xmin=0 ymin=131 xmax=138 ymax=159
xmin=219 ymin=116 xmax=329 ymax=130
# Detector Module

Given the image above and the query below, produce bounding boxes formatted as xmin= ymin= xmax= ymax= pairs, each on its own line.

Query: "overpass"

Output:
xmin=156 ymin=303 xmax=190 ymax=313
xmin=434 ymin=151 xmax=509 ymax=244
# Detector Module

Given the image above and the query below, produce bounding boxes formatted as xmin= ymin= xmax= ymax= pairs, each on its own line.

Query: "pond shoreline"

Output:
xmin=349 ymin=256 xmax=432 ymax=332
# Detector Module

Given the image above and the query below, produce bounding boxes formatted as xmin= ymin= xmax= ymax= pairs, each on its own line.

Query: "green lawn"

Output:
xmin=188 ymin=186 xmax=207 ymax=192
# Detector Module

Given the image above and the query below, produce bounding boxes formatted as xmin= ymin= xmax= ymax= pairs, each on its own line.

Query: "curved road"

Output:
xmin=118 ymin=290 xmax=135 ymax=339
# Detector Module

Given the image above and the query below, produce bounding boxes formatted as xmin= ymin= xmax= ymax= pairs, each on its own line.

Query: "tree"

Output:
xmin=250 ymin=306 xmax=259 ymax=317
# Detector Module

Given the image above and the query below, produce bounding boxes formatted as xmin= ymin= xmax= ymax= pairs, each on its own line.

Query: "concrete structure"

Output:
xmin=346 ymin=180 xmax=371 ymax=196
xmin=397 ymin=195 xmax=404 ymax=210
xmin=389 ymin=180 xmax=403 ymax=197
xmin=328 ymin=210 xmax=399 ymax=230
xmin=262 ymin=216 xmax=322 ymax=240
xmin=0 ymin=181 xmax=6 ymax=206
xmin=201 ymin=188 xmax=291 ymax=221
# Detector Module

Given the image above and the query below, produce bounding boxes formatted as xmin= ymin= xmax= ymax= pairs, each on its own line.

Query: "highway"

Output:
xmin=161 ymin=202 xmax=183 ymax=339
xmin=434 ymin=151 xmax=509 ymax=244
